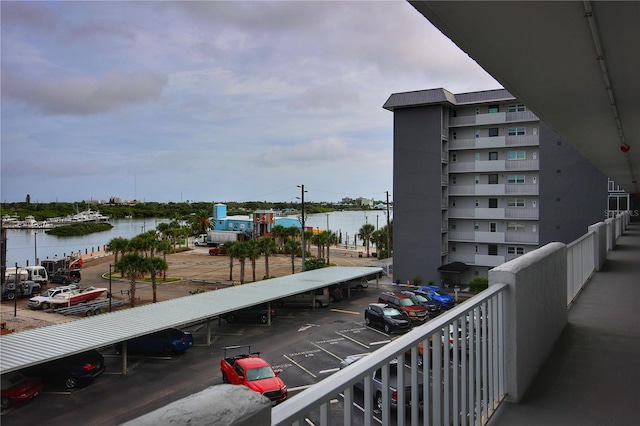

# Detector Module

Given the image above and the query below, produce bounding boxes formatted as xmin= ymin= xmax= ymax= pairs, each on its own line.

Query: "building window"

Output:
xmin=475 ymin=198 xmax=479 ymax=207
xmin=475 ymin=152 xmax=480 ymax=161
xmin=507 ymin=151 xmax=526 ymax=160
xmin=489 ymin=128 xmax=499 ymax=137
xmin=489 ymin=198 xmax=498 ymax=208
xmin=490 ymin=222 xmax=497 ymax=232
xmin=508 ymin=198 xmax=525 ymax=207
xmin=508 ymin=127 xmax=526 ymax=136
xmin=508 ymin=104 xmax=526 ymax=112
xmin=532 ymin=224 xmax=537 ymax=233
xmin=474 ymin=221 xmax=479 ymax=230
xmin=489 ymin=151 xmax=498 ymax=160
xmin=507 ymin=222 xmax=525 ymax=231
xmin=488 ymin=174 xmax=499 ymax=184
xmin=507 ymin=246 xmax=525 ymax=255
xmin=475 ymin=130 xmax=480 ymax=138
xmin=508 ymin=174 xmax=525 ymax=184
xmin=488 ymin=105 xmax=499 ymax=113
xmin=488 ymin=244 xmax=498 ymax=255
xmin=475 ymin=175 xmax=480 ymax=184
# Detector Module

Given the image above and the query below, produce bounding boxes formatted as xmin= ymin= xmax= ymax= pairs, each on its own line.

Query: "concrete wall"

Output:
xmin=122 ymin=385 xmax=271 ymax=426
xmin=392 ymin=105 xmax=444 ymax=284
xmin=489 ymin=242 xmax=568 ymax=402
xmin=538 ymin=122 xmax=608 ymax=245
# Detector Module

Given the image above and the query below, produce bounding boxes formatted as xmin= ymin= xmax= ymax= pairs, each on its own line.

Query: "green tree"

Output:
xmin=235 ymin=241 xmax=251 ymax=284
xmin=107 ymin=237 xmax=129 ymax=277
xmin=115 ymin=252 xmax=147 ymax=308
xmin=311 ymin=232 xmax=323 ymax=258
xmin=358 ymin=223 xmax=376 ymax=257
xmin=144 ymin=257 xmax=168 ymax=303
xmin=258 ymin=237 xmax=277 ymax=279
xmin=284 ymin=238 xmax=301 ymax=274
xmin=323 ymin=231 xmax=338 ymax=265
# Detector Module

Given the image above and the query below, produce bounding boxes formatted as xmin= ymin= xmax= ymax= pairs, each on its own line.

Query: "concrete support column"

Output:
xmin=489 ymin=242 xmax=567 ymax=402
xmin=588 ymin=222 xmax=607 ymax=271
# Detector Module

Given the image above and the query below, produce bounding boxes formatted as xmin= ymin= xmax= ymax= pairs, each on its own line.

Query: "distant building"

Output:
xmin=211 ymin=204 xmax=303 ymax=238
xmin=383 ymin=87 xmax=607 ymax=285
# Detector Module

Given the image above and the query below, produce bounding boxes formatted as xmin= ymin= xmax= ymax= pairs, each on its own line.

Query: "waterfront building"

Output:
xmin=383 ymin=88 xmax=607 ymax=285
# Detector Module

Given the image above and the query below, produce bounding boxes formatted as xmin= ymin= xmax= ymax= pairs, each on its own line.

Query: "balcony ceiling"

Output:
xmin=411 ymin=1 xmax=640 ymax=194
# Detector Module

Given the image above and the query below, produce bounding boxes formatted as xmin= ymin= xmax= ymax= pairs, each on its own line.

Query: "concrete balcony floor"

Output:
xmin=487 ymin=223 xmax=640 ymax=426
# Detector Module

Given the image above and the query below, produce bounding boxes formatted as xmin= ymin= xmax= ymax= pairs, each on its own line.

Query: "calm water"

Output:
xmin=4 ymin=211 xmax=391 ymax=267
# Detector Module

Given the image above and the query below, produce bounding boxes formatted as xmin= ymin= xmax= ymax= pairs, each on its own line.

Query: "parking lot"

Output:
xmin=3 ymin=280 xmax=432 ymax=425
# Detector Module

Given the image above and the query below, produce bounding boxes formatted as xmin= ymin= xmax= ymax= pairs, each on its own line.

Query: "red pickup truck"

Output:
xmin=220 ymin=345 xmax=287 ymax=404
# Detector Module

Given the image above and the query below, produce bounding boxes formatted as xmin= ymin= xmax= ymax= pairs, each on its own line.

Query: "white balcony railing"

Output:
xmin=272 ymin=284 xmax=508 ymax=426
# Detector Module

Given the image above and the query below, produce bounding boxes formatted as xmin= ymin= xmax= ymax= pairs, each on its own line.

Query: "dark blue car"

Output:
xmin=115 ymin=328 xmax=194 ymax=356
xmin=416 ymin=286 xmax=455 ymax=309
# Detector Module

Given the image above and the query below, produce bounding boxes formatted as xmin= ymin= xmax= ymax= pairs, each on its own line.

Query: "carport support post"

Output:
xmin=267 ymin=301 xmax=272 ymax=326
xmin=206 ymin=319 xmax=212 ymax=346
xmin=121 ymin=342 xmax=128 ymax=375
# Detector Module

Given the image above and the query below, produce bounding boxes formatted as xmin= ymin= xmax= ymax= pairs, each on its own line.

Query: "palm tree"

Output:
xmin=246 ymin=240 xmax=262 ymax=283
xmin=223 ymin=241 xmax=239 ymax=281
xmin=258 ymin=238 xmax=277 ymax=279
xmin=270 ymin=225 xmax=287 ymax=249
xmin=284 ymin=238 xmax=301 ymax=274
xmin=235 ymin=241 xmax=251 ymax=284
xmin=311 ymin=232 xmax=323 ymax=258
xmin=107 ymin=237 xmax=129 ymax=277
xmin=195 ymin=210 xmax=211 ymax=234
xmin=323 ymin=231 xmax=338 ymax=265
xmin=156 ymin=240 xmax=172 ymax=279
xmin=144 ymin=257 xmax=168 ymax=303
xmin=358 ymin=223 xmax=376 ymax=257
xmin=304 ymin=230 xmax=314 ymax=255
xmin=115 ymin=252 xmax=146 ymax=308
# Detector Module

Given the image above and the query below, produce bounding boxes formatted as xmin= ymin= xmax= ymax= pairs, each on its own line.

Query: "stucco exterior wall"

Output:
xmin=392 ymin=105 xmax=444 ymax=284
xmin=489 ymin=242 xmax=568 ymax=402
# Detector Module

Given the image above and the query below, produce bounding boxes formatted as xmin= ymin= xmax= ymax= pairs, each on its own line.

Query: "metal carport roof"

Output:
xmin=0 ymin=266 xmax=382 ymax=374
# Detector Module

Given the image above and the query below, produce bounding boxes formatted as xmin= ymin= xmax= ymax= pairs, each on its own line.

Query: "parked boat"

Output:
xmin=48 ymin=286 xmax=107 ymax=308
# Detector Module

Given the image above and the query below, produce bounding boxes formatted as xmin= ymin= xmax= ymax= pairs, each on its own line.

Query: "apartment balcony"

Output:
xmin=449 ymin=208 xmax=506 ymax=219
xmin=449 ymin=184 xmax=506 ymax=196
xmin=475 ymin=231 xmax=506 ymax=243
xmin=271 ymin=214 xmax=636 ymax=426
xmin=475 ymin=253 xmax=506 ymax=267
xmin=449 ymin=110 xmax=538 ymax=128
xmin=505 ymin=184 xmax=539 ymax=195
xmin=505 ymin=208 xmax=538 ymax=219
xmin=450 ymin=160 xmax=506 ymax=173
xmin=450 ymin=134 xmax=539 ymax=150
xmin=505 ymin=231 xmax=539 ymax=244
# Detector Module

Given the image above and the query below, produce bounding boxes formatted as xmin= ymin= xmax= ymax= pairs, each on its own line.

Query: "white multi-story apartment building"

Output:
xmin=383 ymin=88 xmax=607 ymax=285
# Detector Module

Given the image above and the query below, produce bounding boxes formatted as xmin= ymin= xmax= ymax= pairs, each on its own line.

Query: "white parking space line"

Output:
xmin=284 ymin=354 xmax=317 ymax=379
xmin=335 ymin=331 xmax=369 ymax=349
xmin=319 ymin=368 xmax=340 ymax=374
xmin=330 ymin=308 xmax=360 ymax=315
xmin=370 ymin=340 xmax=391 ymax=347
xmin=311 ymin=341 xmax=344 ymax=361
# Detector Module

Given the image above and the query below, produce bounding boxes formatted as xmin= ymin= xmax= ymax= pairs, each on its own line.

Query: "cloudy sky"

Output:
xmin=1 ymin=1 xmax=499 ymax=204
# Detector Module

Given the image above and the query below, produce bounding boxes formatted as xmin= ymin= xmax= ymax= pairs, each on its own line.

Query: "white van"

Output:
xmin=279 ymin=287 xmax=331 ymax=308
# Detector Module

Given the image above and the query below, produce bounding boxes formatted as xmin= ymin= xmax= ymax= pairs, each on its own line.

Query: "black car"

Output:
xmin=22 ymin=350 xmax=105 ymax=389
xmin=50 ymin=268 xmax=81 ymax=284
xmin=221 ymin=304 xmax=277 ymax=324
xmin=114 ymin=328 xmax=194 ymax=356
xmin=402 ymin=290 xmax=442 ymax=316
xmin=364 ymin=303 xmax=411 ymax=334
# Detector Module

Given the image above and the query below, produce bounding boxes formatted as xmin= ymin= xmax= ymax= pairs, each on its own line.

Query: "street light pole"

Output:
xmin=108 ymin=264 xmax=113 ymax=312
xmin=297 ymin=184 xmax=307 ymax=272
xmin=34 ymin=232 xmax=38 ymax=266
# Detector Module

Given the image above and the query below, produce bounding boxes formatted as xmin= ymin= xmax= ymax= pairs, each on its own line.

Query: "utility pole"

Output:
xmin=297 ymin=185 xmax=307 ymax=271
xmin=386 ymin=191 xmax=391 ymax=258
